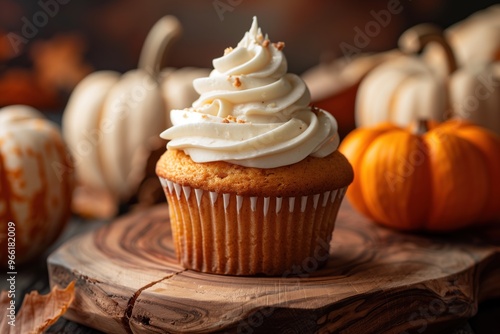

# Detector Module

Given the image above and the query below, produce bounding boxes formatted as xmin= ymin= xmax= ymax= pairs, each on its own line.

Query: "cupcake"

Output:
xmin=156 ymin=17 xmax=353 ymax=276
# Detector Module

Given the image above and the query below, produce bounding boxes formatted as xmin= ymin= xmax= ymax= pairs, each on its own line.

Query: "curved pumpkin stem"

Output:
xmin=398 ymin=23 xmax=457 ymax=75
xmin=138 ymin=15 xmax=182 ymax=75
xmin=412 ymin=119 xmax=430 ymax=136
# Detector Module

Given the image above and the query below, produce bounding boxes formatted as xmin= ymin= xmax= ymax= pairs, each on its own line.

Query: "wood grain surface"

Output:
xmin=47 ymin=201 xmax=500 ymax=334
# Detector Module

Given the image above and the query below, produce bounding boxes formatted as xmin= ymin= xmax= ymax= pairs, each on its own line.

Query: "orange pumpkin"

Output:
xmin=339 ymin=119 xmax=500 ymax=231
xmin=0 ymin=105 xmax=74 ymax=264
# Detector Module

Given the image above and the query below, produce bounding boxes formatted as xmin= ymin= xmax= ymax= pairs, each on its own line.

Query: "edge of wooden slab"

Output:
xmin=48 ymin=202 xmax=500 ymax=334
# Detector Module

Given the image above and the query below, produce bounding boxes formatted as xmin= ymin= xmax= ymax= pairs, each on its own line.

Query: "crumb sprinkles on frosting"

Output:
xmin=160 ymin=16 xmax=340 ymax=168
xmin=273 ymin=41 xmax=285 ymax=50
xmin=232 ymin=77 xmax=242 ymax=88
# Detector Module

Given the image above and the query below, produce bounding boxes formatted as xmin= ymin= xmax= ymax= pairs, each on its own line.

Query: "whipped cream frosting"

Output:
xmin=160 ymin=17 xmax=339 ymax=168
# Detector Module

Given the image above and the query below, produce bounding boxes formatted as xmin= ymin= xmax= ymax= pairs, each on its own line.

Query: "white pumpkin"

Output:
xmin=356 ymin=22 xmax=500 ymax=133
xmin=355 ymin=24 xmax=457 ymax=128
xmin=445 ymin=4 xmax=500 ymax=66
xmin=0 ymin=105 xmax=73 ymax=264
xmin=450 ymin=62 xmax=500 ymax=134
xmin=63 ymin=15 xmax=208 ymax=206
xmin=444 ymin=5 xmax=500 ymax=135
xmin=355 ymin=55 xmax=447 ymax=127
xmin=422 ymin=5 xmax=500 ymax=76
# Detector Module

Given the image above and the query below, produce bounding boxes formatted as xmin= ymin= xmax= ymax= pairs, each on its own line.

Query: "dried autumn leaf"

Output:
xmin=0 ymin=281 xmax=75 ymax=334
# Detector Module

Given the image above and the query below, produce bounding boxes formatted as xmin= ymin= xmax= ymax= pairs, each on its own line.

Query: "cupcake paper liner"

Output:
xmin=160 ymin=177 xmax=346 ymax=276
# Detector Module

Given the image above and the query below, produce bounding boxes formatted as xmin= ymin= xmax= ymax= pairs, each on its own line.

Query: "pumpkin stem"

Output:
xmin=412 ymin=119 xmax=429 ymax=135
xmin=398 ymin=23 xmax=457 ymax=75
xmin=138 ymin=15 xmax=182 ymax=75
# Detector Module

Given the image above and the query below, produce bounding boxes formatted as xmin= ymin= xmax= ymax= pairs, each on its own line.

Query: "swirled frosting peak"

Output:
xmin=160 ymin=16 xmax=339 ymax=168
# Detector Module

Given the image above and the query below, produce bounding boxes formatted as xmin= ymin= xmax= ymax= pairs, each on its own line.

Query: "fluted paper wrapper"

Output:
xmin=159 ymin=177 xmax=346 ymax=276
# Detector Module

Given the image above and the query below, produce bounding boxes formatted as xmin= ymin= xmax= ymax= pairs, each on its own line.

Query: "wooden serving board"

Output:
xmin=47 ymin=201 xmax=500 ymax=334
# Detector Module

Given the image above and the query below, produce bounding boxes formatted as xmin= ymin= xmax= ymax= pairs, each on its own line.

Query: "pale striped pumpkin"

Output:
xmin=0 ymin=105 xmax=74 ymax=264
xmin=62 ymin=15 xmax=209 ymax=205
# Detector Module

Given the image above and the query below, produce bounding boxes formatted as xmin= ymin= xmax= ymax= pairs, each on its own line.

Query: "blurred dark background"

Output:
xmin=0 ymin=0 xmax=498 ymax=109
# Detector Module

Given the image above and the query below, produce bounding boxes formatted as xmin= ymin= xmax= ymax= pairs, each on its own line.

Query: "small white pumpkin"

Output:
xmin=445 ymin=4 xmax=500 ymax=66
xmin=0 ymin=105 xmax=73 ymax=264
xmin=355 ymin=24 xmax=451 ymax=127
xmin=356 ymin=22 xmax=500 ymax=133
xmin=421 ymin=5 xmax=500 ymax=135
xmin=450 ymin=62 xmax=500 ymax=134
xmin=63 ymin=15 xmax=208 ymax=209
xmin=422 ymin=5 xmax=500 ymax=76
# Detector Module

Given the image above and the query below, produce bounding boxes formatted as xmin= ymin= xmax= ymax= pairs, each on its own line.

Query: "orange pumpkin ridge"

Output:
xmin=362 ymin=129 xmax=433 ymax=229
xmin=424 ymin=130 xmax=489 ymax=230
xmin=336 ymin=123 xmax=398 ymax=219
xmin=444 ymin=123 xmax=500 ymax=222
